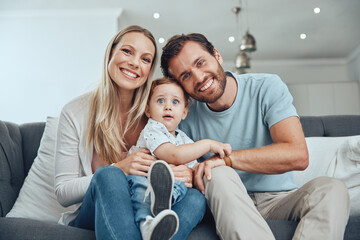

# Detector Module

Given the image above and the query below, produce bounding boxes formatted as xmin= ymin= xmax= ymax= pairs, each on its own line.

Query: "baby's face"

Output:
xmin=146 ymin=83 xmax=188 ymax=136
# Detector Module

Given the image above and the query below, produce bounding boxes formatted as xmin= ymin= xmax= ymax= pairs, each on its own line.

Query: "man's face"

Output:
xmin=168 ymin=41 xmax=227 ymax=103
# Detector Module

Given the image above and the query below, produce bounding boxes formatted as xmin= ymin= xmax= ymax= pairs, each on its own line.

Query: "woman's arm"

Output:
xmin=54 ymin=109 xmax=92 ymax=207
xmin=154 ymin=139 xmax=231 ymax=165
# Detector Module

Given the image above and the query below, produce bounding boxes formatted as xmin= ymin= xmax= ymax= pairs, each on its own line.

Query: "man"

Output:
xmin=160 ymin=33 xmax=350 ymax=240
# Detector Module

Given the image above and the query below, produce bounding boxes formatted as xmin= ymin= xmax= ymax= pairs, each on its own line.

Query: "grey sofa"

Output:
xmin=1 ymin=115 xmax=360 ymax=239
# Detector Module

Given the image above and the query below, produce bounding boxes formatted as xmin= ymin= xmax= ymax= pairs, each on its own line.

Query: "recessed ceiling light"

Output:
xmin=314 ymin=7 xmax=321 ymax=14
xmin=300 ymin=33 xmax=307 ymax=40
xmin=153 ymin=12 xmax=160 ymax=19
xmin=158 ymin=37 xmax=165 ymax=44
xmin=228 ymin=36 xmax=235 ymax=43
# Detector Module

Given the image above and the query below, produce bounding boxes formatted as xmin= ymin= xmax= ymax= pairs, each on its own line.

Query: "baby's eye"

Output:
xmin=157 ymin=99 xmax=164 ymax=104
xmin=143 ymin=57 xmax=152 ymax=63
xmin=172 ymin=99 xmax=179 ymax=105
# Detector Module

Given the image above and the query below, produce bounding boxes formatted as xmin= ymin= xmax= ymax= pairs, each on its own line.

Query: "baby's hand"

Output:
xmin=209 ymin=141 xmax=232 ymax=158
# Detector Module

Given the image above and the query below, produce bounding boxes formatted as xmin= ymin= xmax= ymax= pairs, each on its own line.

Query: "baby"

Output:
xmin=127 ymin=77 xmax=231 ymax=240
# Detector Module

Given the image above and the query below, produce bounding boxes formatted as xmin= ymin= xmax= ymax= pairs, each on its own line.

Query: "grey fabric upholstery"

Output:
xmin=300 ymin=115 xmax=360 ymax=137
xmin=0 ymin=217 xmax=95 ymax=240
xmin=19 ymin=122 xmax=45 ymax=176
xmin=0 ymin=121 xmax=24 ymax=217
xmin=1 ymin=115 xmax=360 ymax=240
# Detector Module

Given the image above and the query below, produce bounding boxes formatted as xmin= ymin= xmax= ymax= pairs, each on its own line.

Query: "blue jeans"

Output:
xmin=127 ymin=175 xmax=188 ymax=225
xmin=72 ymin=166 xmax=206 ymax=240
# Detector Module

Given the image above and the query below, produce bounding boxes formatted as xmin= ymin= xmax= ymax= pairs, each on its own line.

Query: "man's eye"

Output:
xmin=172 ymin=100 xmax=179 ymax=105
xmin=183 ymin=73 xmax=190 ymax=81
xmin=157 ymin=99 xmax=164 ymax=104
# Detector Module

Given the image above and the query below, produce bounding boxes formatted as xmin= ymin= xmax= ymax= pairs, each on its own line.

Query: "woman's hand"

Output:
xmin=170 ymin=164 xmax=193 ymax=188
xmin=193 ymin=156 xmax=226 ymax=194
xmin=113 ymin=148 xmax=156 ymax=176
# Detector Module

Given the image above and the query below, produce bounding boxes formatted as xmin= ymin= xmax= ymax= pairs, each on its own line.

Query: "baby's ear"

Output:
xmin=182 ymin=106 xmax=189 ymax=120
xmin=145 ymin=105 xmax=151 ymax=118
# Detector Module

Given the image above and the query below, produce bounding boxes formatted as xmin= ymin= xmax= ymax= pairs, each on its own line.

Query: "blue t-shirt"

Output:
xmin=179 ymin=73 xmax=298 ymax=193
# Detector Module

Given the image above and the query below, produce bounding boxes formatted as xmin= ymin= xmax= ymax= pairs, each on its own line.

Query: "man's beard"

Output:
xmin=190 ymin=63 xmax=227 ymax=104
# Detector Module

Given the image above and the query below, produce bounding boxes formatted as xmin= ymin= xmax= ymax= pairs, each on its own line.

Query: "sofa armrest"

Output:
xmin=0 ymin=121 xmax=24 ymax=216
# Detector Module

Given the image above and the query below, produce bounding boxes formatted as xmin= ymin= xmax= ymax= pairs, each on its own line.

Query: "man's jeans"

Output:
xmin=72 ymin=166 xmax=206 ymax=240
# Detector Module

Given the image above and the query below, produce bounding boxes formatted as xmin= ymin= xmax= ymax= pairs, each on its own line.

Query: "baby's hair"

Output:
xmin=148 ymin=77 xmax=191 ymax=107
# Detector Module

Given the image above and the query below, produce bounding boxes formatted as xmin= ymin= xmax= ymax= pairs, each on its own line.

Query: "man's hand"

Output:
xmin=193 ymin=156 xmax=226 ymax=194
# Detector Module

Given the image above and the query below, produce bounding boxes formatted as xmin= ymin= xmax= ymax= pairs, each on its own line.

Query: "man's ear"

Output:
xmin=145 ymin=105 xmax=151 ymax=118
xmin=182 ymin=107 xmax=189 ymax=120
xmin=213 ymin=48 xmax=223 ymax=65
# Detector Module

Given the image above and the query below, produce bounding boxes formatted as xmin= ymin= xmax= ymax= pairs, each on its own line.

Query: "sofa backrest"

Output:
xmin=0 ymin=121 xmax=45 ymax=217
xmin=1 ymin=115 xmax=359 ymax=217
xmin=300 ymin=115 xmax=360 ymax=137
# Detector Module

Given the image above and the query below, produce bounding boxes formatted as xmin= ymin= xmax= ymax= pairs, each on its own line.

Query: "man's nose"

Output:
xmin=192 ymin=68 xmax=204 ymax=83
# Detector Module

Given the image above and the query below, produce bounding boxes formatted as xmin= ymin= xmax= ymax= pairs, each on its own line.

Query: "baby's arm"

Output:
xmin=154 ymin=139 xmax=232 ymax=165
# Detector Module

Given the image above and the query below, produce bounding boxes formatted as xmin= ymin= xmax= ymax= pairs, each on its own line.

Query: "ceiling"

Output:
xmin=1 ymin=0 xmax=360 ymax=62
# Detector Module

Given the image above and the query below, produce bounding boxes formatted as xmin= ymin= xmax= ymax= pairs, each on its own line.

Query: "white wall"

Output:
xmin=1 ymin=9 xmax=359 ymax=123
xmin=222 ymin=54 xmax=360 ymax=116
xmin=0 ymin=9 xmax=122 ymax=124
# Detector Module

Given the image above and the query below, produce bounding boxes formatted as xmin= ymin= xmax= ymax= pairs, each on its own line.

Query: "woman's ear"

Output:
xmin=213 ymin=48 xmax=223 ymax=65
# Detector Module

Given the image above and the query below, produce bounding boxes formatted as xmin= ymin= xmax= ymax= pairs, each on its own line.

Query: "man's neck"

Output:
xmin=207 ymin=75 xmax=237 ymax=112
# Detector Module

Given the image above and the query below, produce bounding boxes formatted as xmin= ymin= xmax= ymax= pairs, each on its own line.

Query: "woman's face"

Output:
xmin=108 ymin=32 xmax=155 ymax=92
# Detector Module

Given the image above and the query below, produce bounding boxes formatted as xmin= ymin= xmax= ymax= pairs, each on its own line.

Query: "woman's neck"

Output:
xmin=118 ymin=88 xmax=134 ymax=113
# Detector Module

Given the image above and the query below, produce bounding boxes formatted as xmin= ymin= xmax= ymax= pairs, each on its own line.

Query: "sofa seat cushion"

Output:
xmin=0 ymin=217 xmax=95 ymax=240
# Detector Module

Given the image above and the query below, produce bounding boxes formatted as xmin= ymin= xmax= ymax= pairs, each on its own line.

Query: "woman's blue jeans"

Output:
xmin=72 ymin=166 xmax=206 ymax=240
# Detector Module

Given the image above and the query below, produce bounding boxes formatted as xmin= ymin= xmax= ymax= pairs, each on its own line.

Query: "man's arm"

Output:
xmin=231 ymin=116 xmax=308 ymax=174
xmin=194 ymin=116 xmax=309 ymax=193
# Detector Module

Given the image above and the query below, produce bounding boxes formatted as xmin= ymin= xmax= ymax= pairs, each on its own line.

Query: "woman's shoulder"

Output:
xmin=61 ymin=92 xmax=93 ymax=119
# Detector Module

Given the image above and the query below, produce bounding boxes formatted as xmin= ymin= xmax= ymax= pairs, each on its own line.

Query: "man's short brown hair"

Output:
xmin=160 ymin=33 xmax=215 ymax=79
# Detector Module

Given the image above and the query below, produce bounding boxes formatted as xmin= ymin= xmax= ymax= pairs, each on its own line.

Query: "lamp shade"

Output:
xmin=235 ymin=52 xmax=250 ymax=69
xmin=240 ymin=30 xmax=257 ymax=52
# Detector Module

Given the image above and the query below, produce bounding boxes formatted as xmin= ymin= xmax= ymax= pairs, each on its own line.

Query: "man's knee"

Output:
xmin=307 ymin=177 xmax=350 ymax=207
xmin=204 ymin=166 xmax=243 ymax=198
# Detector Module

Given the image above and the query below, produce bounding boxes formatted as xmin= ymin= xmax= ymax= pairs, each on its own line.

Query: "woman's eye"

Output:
xmin=197 ymin=60 xmax=204 ymax=66
xmin=157 ymin=99 xmax=164 ymax=104
xmin=172 ymin=100 xmax=179 ymax=105
xmin=122 ymin=49 xmax=131 ymax=54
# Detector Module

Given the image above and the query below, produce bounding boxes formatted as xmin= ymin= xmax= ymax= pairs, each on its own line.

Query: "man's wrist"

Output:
xmin=224 ymin=156 xmax=232 ymax=167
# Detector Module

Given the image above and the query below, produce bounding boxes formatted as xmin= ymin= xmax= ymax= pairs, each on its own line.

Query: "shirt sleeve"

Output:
xmin=260 ymin=74 xmax=298 ymax=128
xmin=143 ymin=120 xmax=172 ymax=155
xmin=54 ymin=105 xmax=92 ymax=207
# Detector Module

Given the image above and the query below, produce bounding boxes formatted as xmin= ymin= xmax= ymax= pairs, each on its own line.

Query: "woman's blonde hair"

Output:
xmin=87 ymin=25 xmax=158 ymax=165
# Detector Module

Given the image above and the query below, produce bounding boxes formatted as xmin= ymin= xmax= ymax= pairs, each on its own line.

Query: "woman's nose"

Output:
xmin=128 ymin=57 xmax=139 ymax=68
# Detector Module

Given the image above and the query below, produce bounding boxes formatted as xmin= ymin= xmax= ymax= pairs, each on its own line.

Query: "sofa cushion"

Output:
xmin=6 ymin=117 xmax=76 ymax=221
xmin=294 ymin=135 xmax=360 ymax=216
xmin=0 ymin=217 xmax=95 ymax=240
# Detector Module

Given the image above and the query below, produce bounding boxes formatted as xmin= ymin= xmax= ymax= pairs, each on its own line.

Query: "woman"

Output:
xmin=54 ymin=25 xmax=206 ymax=240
